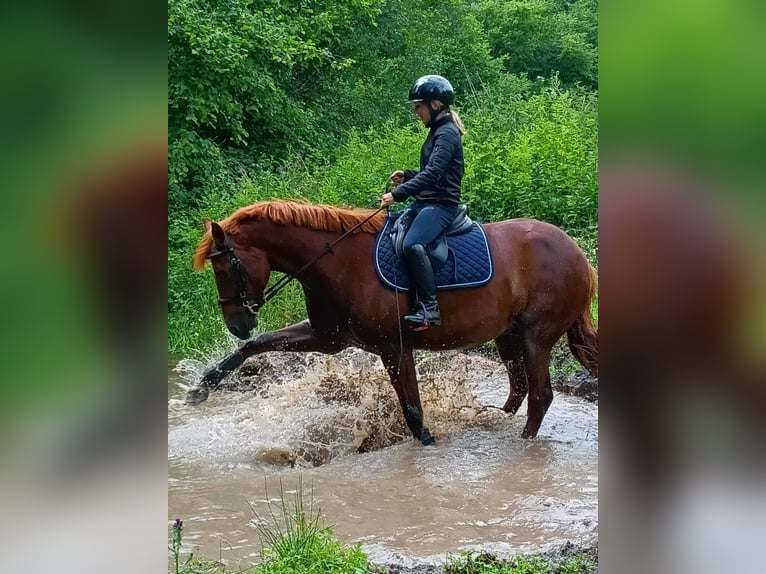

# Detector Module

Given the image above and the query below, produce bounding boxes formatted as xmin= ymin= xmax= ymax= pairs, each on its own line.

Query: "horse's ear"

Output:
xmin=202 ymin=218 xmax=212 ymax=233
xmin=209 ymin=221 xmax=226 ymax=248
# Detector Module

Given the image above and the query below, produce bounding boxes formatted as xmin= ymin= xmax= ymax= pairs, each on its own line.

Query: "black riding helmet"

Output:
xmin=407 ymin=75 xmax=455 ymax=106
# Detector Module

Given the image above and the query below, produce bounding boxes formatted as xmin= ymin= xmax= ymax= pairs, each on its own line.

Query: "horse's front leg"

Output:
xmin=186 ymin=320 xmax=347 ymax=405
xmin=379 ymin=346 xmax=435 ymax=446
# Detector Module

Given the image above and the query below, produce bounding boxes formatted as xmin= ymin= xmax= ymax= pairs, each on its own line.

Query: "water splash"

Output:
xmin=169 ymin=349 xmax=514 ymax=467
xmin=168 ymin=350 xmax=598 ymax=567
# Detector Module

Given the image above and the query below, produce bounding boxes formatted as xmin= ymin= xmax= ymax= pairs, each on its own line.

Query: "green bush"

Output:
xmin=472 ymin=0 xmax=597 ymax=87
xmin=168 ymin=0 xmax=507 ymax=208
xmin=462 ymin=74 xmax=597 ymax=231
xmin=257 ymin=527 xmax=370 ymax=574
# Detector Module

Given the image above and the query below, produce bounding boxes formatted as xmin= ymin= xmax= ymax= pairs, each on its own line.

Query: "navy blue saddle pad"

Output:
xmin=374 ymin=217 xmax=494 ymax=291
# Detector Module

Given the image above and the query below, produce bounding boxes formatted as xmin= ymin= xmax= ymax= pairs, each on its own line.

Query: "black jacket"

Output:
xmin=391 ymin=114 xmax=464 ymax=205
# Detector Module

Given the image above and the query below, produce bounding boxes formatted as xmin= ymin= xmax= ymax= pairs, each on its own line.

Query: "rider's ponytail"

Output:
xmin=450 ymin=110 xmax=466 ymax=137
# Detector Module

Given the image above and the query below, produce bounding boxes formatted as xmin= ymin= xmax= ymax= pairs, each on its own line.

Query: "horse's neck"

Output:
xmin=243 ymin=220 xmax=360 ymax=287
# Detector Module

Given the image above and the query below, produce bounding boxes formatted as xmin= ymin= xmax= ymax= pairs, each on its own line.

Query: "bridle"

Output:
xmin=205 ymin=235 xmax=264 ymax=316
xmin=205 ymin=202 xmax=388 ymax=316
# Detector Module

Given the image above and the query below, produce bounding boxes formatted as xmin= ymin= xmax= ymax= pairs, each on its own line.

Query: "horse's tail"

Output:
xmin=567 ymin=263 xmax=598 ymax=376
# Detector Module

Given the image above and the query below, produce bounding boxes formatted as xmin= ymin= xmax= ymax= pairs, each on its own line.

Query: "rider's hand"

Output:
xmin=390 ymin=170 xmax=405 ymax=185
xmin=380 ymin=193 xmax=395 ymax=208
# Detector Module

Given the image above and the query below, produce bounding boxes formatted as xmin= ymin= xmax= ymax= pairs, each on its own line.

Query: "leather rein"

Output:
xmin=205 ymin=205 xmax=388 ymax=316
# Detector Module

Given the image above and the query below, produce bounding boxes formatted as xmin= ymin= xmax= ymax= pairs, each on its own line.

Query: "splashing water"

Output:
xmin=169 ymin=349 xmax=513 ymax=467
xmin=168 ymin=348 xmax=598 ymax=569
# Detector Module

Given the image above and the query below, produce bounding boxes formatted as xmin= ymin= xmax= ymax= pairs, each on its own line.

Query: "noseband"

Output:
xmin=205 ymin=235 xmax=263 ymax=316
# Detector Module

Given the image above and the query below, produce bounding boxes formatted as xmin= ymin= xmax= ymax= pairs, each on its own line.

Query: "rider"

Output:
xmin=380 ymin=74 xmax=466 ymax=330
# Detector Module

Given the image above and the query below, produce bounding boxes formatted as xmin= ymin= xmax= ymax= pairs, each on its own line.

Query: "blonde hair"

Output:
xmin=433 ymin=102 xmax=466 ymax=137
xmin=450 ymin=110 xmax=466 ymax=137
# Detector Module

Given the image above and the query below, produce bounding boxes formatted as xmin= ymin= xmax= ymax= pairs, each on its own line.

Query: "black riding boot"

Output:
xmin=403 ymin=244 xmax=441 ymax=330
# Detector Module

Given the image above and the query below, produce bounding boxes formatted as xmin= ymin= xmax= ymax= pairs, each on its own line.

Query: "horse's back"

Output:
xmin=485 ymin=217 xmax=588 ymax=263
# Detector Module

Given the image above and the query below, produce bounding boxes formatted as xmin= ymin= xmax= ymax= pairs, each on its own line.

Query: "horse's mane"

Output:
xmin=194 ymin=200 xmax=385 ymax=269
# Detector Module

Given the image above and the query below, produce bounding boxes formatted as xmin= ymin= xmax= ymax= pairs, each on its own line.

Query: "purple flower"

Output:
xmin=173 ymin=518 xmax=183 ymax=530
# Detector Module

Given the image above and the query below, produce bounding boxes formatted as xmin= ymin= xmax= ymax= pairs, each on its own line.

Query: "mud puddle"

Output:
xmin=168 ymin=348 xmax=597 ymax=570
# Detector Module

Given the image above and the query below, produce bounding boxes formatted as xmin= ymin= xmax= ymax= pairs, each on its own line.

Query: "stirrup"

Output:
xmin=404 ymin=302 xmax=440 ymax=331
xmin=410 ymin=320 xmax=431 ymax=332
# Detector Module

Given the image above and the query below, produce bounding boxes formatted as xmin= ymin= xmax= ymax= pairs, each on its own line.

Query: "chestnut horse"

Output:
xmin=189 ymin=200 xmax=598 ymax=444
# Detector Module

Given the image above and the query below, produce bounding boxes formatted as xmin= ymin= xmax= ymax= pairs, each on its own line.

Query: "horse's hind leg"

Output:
xmin=379 ymin=346 xmax=435 ymax=445
xmin=494 ymin=330 xmax=528 ymax=415
xmin=520 ymin=329 xmax=555 ymax=439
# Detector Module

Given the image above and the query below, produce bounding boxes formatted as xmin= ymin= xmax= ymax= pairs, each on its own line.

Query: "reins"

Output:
xmin=207 ymin=190 xmax=407 ymax=368
xmin=207 ymin=195 xmax=390 ymax=316
xmin=259 ymin=203 xmax=387 ymax=305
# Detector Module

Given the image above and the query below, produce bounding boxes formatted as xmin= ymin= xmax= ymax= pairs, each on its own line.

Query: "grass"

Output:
xmin=445 ymin=549 xmax=597 ymax=574
xmin=172 ymin=547 xmax=598 ymax=574
xmin=250 ymin=478 xmax=373 ymax=574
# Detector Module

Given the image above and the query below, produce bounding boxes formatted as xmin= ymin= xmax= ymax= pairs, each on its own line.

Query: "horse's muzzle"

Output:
xmin=227 ymin=314 xmax=258 ymax=340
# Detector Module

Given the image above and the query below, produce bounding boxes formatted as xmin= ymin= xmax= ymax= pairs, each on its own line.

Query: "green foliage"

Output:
xmin=257 ymin=527 xmax=370 ymax=573
xmin=307 ymin=0 xmax=503 ymax=140
xmin=558 ymin=553 xmax=598 ymax=573
xmin=169 ymin=0 xmax=384 ymax=205
xmin=444 ymin=550 xmax=597 ymax=574
xmin=462 ymin=74 xmax=598 ymax=231
xmin=472 ymin=0 xmax=597 ymax=87
xmin=249 ymin=478 xmax=375 ymax=574
xmin=168 ymin=0 xmax=598 ymax=206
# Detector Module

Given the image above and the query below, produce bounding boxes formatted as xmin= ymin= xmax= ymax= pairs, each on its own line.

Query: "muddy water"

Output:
xmin=168 ymin=349 xmax=597 ymax=569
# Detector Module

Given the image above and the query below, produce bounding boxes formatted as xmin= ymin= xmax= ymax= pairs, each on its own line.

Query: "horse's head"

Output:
xmin=202 ymin=219 xmax=271 ymax=340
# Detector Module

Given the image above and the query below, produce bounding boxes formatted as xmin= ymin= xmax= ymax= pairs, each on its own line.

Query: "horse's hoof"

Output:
xmin=185 ymin=386 xmax=209 ymax=406
xmin=420 ymin=428 xmax=436 ymax=446
xmin=200 ymin=367 xmax=227 ymax=387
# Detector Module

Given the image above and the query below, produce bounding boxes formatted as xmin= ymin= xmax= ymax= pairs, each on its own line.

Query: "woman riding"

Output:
xmin=380 ymin=74 xmax=466 ymax=330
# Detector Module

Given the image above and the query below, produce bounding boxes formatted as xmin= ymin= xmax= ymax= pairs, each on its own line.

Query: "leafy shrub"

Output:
xmin=472 ymin=0 xmax=597 ymax=87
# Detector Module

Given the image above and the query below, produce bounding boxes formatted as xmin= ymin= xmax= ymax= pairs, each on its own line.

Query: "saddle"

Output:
xmin=390 ymin=204 xmax=474 ymax=271
xmin=374 ymin=205 xmax=493 ymax=291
